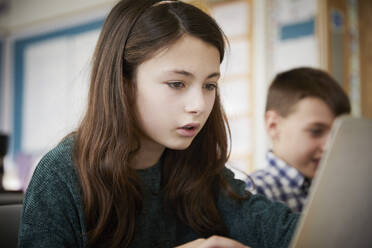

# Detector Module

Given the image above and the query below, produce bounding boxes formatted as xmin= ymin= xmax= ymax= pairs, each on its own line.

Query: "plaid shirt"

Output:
xmin=245 ymin=151 xmax=311 ymax=212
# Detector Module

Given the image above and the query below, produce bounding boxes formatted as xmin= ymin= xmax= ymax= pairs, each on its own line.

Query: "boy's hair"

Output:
xmin=266 ymin=67 xmax=351 ymax=117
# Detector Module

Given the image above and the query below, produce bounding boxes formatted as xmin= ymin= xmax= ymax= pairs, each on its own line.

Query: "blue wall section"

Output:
xmin=280 ymin=18 xmax=315 ymax=41
xmin=12 ymin=19 xmax=104 ymax=156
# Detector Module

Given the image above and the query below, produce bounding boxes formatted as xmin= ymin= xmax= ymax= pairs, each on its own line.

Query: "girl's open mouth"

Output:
xmin=177 ymin=124 xmax=200 ymax=137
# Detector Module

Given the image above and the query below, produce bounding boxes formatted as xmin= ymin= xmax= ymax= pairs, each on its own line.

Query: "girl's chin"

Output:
xmin=165 ymin=141 xmax=193 ymax=150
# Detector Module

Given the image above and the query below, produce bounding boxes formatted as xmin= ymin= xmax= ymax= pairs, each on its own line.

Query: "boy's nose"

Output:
xmin=320 ymin=133 xmax=331 ymax=152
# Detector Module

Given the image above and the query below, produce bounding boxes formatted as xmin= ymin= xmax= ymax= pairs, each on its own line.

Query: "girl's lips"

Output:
xmin=177 ymin=127 xmax=198 ymax=137
xmin=177 ymin=123 xmax=200 ymax=137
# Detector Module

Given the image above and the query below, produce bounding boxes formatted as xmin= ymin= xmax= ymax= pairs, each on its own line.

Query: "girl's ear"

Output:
xmin=265 ymin=110 xmax=281 ymax=141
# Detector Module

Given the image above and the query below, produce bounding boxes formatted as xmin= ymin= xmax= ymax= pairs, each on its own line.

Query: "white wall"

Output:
xmin=252 ymin=0 xmax=269 ymax=170
xmin=0 ymin=0 xmax=117 ymax=33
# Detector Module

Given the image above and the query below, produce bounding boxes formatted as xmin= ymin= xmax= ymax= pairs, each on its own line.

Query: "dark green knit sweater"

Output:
xmin=18 ymin=138 xmax=299 ymax=247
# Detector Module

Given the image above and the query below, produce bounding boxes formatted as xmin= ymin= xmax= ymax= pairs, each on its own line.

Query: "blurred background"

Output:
xmin=0 ymin=0 xmax=371 ymax=191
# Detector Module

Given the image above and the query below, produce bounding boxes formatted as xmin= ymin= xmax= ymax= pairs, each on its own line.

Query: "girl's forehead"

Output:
xmin=147 ymin=35 xmax=219 ymax=63
xmin=135 ymin=35 xmax=221 ymax=81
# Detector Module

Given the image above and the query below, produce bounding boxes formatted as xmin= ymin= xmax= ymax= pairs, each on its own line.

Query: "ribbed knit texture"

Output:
xmin=18 ymin=137 xmax=299 ymax=248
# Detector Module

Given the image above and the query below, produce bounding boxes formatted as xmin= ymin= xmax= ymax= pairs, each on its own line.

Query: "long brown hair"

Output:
xmin=74 ymin=0 xmax=240 ymax=246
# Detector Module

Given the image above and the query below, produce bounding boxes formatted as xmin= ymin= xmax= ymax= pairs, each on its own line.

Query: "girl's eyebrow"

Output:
xmin=167 ymin=70 xmax=220 ymax=79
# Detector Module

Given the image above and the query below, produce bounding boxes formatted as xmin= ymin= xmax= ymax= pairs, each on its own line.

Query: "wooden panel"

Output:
xmin=326 ymin=0 xmax=350 ymax=93
xmin=359 ymin=0 xmax=372 ymax=118
xmin=208 ymin=0 xmax=254 ymax=173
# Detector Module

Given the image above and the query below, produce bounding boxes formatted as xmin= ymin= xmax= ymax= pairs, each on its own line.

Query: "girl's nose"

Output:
xmin=184 ymin=88 xmax=206 ymax=115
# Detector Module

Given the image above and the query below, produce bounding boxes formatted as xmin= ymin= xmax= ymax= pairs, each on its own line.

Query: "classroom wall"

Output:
xmin=0 ymin=0 xmax=116 ymax=33
xmin=359 ymin=0 xmax=372 ymax=118
xmin=252 ymin=0 xmax=269 ymax=173
xmin=0 ymin=0 xmax=117 ymax=189
xmin=0 ymin=0 xmax=117 ymax=133
xmin=267 ymin=0 xmax=320 ymax=78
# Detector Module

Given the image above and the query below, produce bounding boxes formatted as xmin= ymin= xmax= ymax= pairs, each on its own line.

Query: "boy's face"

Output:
xmin=266 ymin=97 xmax=336 ymax=179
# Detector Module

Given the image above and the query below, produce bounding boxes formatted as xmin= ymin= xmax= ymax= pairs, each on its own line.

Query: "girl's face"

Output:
xmin=135 ymin=34 xmax=221 ymax=153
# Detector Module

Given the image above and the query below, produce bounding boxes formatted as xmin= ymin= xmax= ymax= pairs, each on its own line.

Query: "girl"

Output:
xmin=18 ymin=0 xmax=299 ymax=247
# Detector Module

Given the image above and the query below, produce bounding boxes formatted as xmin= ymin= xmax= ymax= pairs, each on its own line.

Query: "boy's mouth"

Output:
xmin=312 ymin=158 xmax=321 ymax=167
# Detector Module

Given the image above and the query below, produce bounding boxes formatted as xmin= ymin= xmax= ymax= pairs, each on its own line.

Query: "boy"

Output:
xmin=246 ymin=67 xmax=351 ymax=212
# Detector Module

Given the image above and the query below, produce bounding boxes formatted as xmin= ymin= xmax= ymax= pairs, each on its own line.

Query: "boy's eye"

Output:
xmin=167 ymin=81 xmax=185 ymax=89
xmin=204 ymin=83 xmax=217 ymax=91
xmin=309 ymin=128 xmax=324 ymax=137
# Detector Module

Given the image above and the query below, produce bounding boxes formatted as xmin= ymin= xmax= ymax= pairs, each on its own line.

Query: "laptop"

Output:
xmin=289 ymin=116 xmax=372 ymax=248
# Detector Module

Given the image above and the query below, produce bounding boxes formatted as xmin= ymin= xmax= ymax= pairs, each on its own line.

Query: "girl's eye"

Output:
xmin=167 ymin=81 xmax=185 ymax=89
xmin=204 ymin=83 xmax=217 ymax=91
